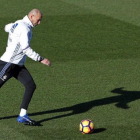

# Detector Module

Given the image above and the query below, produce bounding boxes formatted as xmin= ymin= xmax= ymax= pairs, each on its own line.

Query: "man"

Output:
xmin=0 ymin=9 xmax=51 ymax=125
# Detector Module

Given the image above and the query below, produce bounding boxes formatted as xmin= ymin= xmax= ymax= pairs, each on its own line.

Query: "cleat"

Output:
xmin=17 ymin=114 xmax=36 ymax=125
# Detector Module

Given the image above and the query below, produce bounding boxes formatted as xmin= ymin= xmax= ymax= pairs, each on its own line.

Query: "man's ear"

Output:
xmin=29 ymin=14 xmax=34 ymax=21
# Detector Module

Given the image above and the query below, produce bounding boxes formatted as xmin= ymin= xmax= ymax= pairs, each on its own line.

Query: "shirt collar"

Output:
xmin=23 ymin=15 xmax=34 ymax=28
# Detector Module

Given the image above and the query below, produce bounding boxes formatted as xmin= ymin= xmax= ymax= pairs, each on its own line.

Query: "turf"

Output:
xmin=0 ymin=0 xmax=140 ymax=139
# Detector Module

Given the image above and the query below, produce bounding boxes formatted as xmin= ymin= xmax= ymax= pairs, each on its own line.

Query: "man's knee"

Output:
xmin=30 ymin=82 xmax=36 ymax=91
xmin=24 ymin=81 xmax=36 ymax=92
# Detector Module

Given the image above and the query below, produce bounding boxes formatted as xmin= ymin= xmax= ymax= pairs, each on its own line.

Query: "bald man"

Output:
xmin=0 ymin=9 xmax=50 ymax=125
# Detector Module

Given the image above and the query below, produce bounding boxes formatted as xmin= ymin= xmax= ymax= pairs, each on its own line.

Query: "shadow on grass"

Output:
xmin=0 ymin=87 xmax=140 ymax=127
xmin=92 ymin=128 xmax=107 ymax=134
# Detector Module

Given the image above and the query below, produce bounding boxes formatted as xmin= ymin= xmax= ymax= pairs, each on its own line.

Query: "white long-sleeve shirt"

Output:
xmin=0 ymin=15 xmax=42 ymax=65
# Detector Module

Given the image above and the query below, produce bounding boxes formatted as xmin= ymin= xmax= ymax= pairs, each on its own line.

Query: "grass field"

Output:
xmin=0 ymin=0 xmax=140 ymax=139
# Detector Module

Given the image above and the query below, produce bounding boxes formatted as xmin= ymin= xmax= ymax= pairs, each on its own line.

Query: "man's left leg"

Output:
xmin=13 ymin=65 xmax=37 ymax=125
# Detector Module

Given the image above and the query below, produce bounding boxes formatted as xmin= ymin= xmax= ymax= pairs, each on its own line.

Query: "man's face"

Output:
xmin=31 ymin=13 xmax=42 ymax=27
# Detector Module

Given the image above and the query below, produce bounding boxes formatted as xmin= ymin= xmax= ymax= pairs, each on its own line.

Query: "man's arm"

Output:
xmin=20 ymin=29 xmax=51 ymax=66
xmin=4 ymin=23 xmax=13 ymax=32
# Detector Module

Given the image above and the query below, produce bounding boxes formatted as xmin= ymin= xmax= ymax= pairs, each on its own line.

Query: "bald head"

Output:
xmin=28 ymin=9 xmax=42 ymax=17
xmin=28 ymin=9 xmax=42 ymax=27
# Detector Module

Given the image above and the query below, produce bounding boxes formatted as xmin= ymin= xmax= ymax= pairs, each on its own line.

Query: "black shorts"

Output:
xmin=0 ymin=60 xmax=35 ymax=88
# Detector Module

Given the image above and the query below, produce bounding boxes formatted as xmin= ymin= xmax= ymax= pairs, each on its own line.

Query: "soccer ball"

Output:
xmin=79 ymin=119 xmax=94 ymax=134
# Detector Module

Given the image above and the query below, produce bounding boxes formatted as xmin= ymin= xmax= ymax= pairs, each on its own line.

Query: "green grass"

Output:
xmin=0 ymin=0 xmax=140 ymax=139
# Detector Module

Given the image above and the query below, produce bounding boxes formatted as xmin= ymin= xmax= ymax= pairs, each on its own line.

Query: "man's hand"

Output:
xmin=40 ymin=58 xmax=51 ymax=66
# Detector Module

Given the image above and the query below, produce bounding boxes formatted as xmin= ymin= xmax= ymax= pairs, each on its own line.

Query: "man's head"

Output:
xmin=28 ymin=9 xmax=42 ymax=27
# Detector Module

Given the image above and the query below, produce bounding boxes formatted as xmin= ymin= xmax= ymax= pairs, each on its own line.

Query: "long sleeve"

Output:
xmin=1 ymin=16 xmax=42 ymax=65
xmin=4 ymin=23 xmax=13 ymax=33
xmin=20 ymin=29 xmax=40 ymax=61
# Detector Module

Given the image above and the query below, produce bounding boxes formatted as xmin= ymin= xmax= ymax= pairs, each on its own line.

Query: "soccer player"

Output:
xmin=0 ymin=9 xmax=51 ymax=125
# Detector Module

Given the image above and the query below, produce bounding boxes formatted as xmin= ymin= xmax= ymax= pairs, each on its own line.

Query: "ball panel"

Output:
xmin=83 ymin=126 xmax=91 ymax=134
xmin=81 ymin=120 xmax=90 ymax=126
xmin=79 ymin=123 xmax=83 ymax=132
xmin=89 ymin=121 xmax=94 ymax=129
